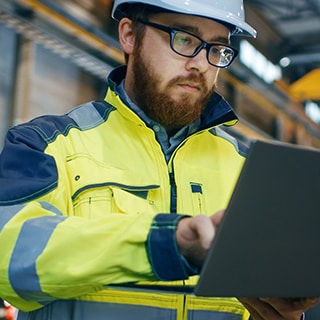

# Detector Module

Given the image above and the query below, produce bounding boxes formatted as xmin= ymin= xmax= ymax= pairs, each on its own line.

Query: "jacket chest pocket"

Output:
xmin=66 ymin=154 xmax=160 ymax=218
xmin=72 ymin=184 xmax=159 ymax=218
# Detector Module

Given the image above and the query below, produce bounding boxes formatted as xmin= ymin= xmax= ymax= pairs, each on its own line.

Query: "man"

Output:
xmin=0 ymin=0 xmax=318 ymax=319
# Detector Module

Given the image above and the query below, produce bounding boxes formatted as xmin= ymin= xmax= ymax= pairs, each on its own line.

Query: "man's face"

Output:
xmin=123 ymin=13 xmax=230 ymax=134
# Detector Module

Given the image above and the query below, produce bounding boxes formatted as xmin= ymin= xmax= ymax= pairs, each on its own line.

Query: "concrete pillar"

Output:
xmin=0 ymin=23 xmax=18 ymax=150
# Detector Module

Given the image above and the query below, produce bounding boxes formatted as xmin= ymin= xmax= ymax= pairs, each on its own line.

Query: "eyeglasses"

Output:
xmin=138 ymin=18 xmax=238 ymax=68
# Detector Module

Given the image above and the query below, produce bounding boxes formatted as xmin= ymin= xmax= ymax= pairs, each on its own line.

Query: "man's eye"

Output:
xmin=175 ymin=33 xmax=194 ymax=47
xmin=210 ymin=47 xmax=221 ymax=56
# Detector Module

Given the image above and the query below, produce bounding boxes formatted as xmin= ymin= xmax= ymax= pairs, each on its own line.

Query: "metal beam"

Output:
xmin=15 ymin=0 xmax=124 ymax=64
xmin=280 ymin=53 xmax=320 ymax=66
xmin=0 ymin=10 xmax=115 ymax=80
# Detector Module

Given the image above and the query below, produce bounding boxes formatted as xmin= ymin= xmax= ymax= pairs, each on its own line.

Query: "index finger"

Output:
xmin=210 ymin=210 xmax=225 ymax=228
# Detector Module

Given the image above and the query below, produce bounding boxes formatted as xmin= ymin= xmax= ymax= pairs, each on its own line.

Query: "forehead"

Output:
xmin=150 ymin=12 xmax=230 ymax=41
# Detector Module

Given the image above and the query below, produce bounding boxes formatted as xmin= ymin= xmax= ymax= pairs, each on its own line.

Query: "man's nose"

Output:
xmin=185 ymin=48 xmax=211 ymax=73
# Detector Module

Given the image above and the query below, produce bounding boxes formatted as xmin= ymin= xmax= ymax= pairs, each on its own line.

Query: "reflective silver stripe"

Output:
xmin=9 ymin=215 xmax=66 ymax=302
xmin=188 ymin=309 xmax=243 ymax=320
xmin=17 ymin=300 xmax=244 ymax=320
xmin=17 ymin=300 xmax=177 ymax=320
xmin=39 ymin=201 xmax=63 ymax=216
xmin=215 ymin=127 xmax=240 ymax=152
xmin=67 ymin=103 xmax=104 ymax=130
xmin=0 ymin=204 xmax=25 ymax=231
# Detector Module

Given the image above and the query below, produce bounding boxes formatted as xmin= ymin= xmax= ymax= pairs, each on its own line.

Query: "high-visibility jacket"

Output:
xmin=0 ymin=66 xmax=250 ymax=320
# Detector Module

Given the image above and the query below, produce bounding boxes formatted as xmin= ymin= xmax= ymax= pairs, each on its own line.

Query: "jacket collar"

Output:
xmin=107 ymin=65 xmax=238 ymax=129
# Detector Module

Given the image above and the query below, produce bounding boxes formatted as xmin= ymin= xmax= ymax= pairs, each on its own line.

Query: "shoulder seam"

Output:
xmin=67 ymin=101 xmax=115 ymax=131
xmin=210 ymin=127 xmax=249 ymax=157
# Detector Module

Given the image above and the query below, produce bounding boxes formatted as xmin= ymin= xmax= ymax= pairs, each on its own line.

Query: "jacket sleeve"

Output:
xmin=0 ymin=120 xmax=189 ymax=312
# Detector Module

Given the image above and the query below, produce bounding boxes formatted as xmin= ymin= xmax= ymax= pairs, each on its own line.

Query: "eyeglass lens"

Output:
xmin=137 ymin=18 xmax=237 ymax=68
xmin=172 ymin=31 xmax=235 ymax=67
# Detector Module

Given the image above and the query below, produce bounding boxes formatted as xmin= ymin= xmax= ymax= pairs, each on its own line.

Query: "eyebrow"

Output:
xmin=171 ymin=22 xmax=230 ymax=45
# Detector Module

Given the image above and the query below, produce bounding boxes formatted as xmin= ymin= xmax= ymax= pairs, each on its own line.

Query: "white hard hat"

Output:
xmin=112 ymin=0 xmax=256 ymax=38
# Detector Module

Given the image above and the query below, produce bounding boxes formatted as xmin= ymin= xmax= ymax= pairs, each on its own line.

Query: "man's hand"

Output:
xmin=239 ymin=297 xmax=320 ymax=320
xmin=176 ymin=210 xmax=224 ymax=267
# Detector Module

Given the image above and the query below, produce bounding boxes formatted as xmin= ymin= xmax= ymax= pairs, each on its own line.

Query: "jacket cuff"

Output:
xmin=146 ymin=214 xmax=190 ymax=281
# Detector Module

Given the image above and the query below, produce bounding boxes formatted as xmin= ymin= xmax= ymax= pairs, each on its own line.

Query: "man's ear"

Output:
xmin=118 ymin=18 xmax=135 ymax=55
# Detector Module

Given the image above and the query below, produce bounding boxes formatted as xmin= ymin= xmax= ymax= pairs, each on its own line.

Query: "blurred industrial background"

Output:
xmin=1 ymin=0 xmax=320 ymax=150
xmin=1 ymin=0 xmax=320 ymax=318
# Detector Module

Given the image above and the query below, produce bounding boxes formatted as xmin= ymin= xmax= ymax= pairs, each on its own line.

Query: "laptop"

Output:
xmin=112 ymin=140 xmax=320 ymax=297
xmin=195 ymin=139 xmax=320 ymax=298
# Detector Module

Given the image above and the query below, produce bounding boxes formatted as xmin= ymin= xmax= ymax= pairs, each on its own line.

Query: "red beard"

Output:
xmin=130 ymin=48 xmax=215 ymax=134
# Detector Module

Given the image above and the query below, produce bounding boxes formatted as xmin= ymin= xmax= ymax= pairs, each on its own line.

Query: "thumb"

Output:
xmin=190 ymin=215 xmax=216 ymax=250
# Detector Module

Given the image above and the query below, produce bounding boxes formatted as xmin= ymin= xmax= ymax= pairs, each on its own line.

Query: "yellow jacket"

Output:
xmin=0 ymin=66 xmax=249 ymax=320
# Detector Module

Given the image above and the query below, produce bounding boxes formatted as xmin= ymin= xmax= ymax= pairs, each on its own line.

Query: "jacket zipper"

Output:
xmin=169 ymin=171 xmax=177 ymax=213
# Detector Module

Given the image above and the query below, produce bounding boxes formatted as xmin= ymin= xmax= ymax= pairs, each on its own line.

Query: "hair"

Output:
xmin=117 ymin=3 xmax=169 ymax=63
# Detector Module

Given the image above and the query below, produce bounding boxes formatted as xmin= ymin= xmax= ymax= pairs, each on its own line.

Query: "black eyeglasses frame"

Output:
xmin=137 ymin=18 xmax=238 ymax=68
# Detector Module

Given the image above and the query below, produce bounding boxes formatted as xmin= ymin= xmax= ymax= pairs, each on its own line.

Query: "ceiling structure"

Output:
xmin=245 ymin=0 xmax=320 ymax=101
xmin=1 ymin=0 xmax=319 ymax=101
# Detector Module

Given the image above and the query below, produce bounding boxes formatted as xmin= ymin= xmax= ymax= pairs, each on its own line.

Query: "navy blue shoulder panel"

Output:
xmin=0 ymin=100 xmax=115 ymax=205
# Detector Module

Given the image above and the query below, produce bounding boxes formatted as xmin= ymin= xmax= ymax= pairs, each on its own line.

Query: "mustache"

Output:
xmin=167 ymin=74 xmax=208 ymax=91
